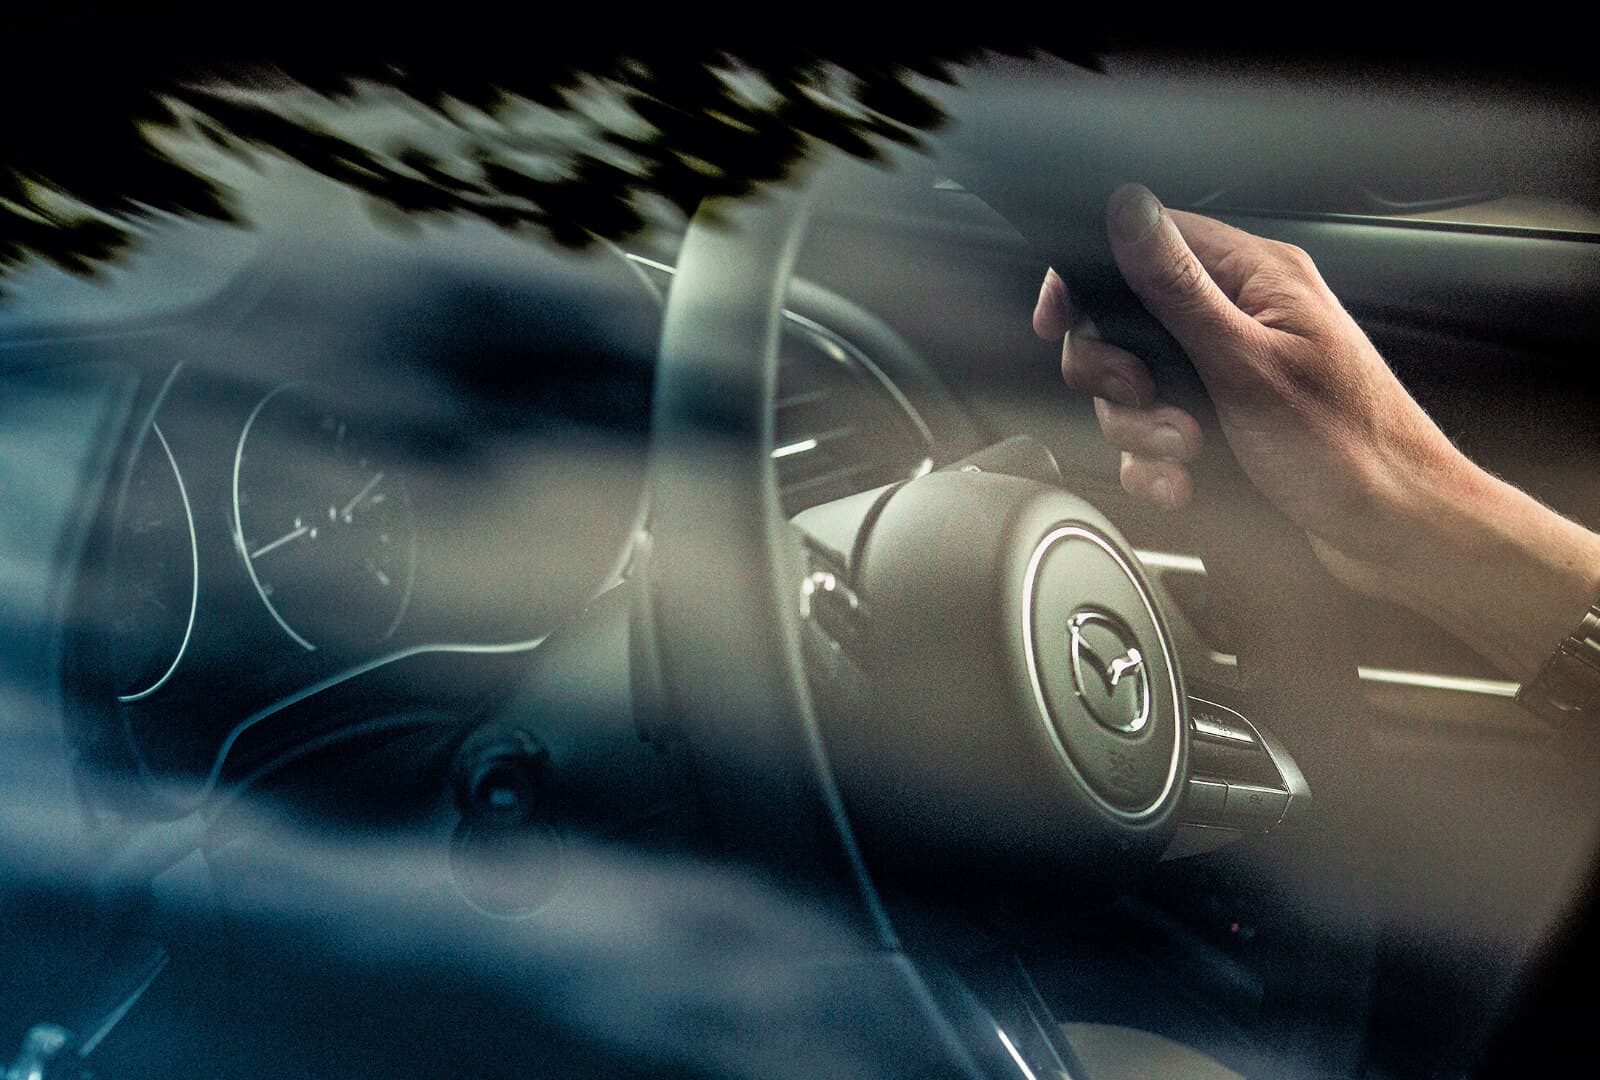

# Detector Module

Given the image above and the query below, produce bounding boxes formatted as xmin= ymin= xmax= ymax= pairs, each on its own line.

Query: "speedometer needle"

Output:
xmin=338 ymin=471 xmax=384 ymax=523
xmin=250 ymin=522 xmax=310 ymax=559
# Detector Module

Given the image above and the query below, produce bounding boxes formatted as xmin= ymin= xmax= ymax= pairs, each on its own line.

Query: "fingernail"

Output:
xmin=1150 ymin=425 xmax=1186 ymax=459
xmin=1152 ymin=476 xmax=1175 ymax=508
xmin=1101 ymin=375 xmax=1138 ymax=406
xmin=1108 ymin=184 xmax=1162 ymax=246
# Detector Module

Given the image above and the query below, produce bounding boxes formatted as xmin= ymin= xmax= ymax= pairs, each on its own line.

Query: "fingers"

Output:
xmin=1033 ymin=267 xmax=1073 ymax=339
xmin=1093 ymin=398 xmax=1204 ymax=463
xmin=1034 ymin=191 xmax=1251 ymax=515
xmin=1060 ymin=332 xmax=1155 ymax=408
xmin=1120 ymin=452 xmax=1193 ymax=511
xmin=1100 ymin=397 xmax=1202 ymax=510
xmin=1104 ymin=184 xmax=1263 ymax=360
xmin=1038 ymin=206 xmax=1264 ymax=340
xmin=1057 ymin=305 xmax=1206 ymax=512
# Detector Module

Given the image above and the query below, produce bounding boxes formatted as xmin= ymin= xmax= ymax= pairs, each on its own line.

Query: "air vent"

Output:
xmin=773 ymin=314 xmax=932 ymax=513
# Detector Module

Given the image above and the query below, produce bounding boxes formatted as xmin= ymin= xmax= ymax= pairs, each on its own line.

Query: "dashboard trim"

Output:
xmin=116 ymin=421 xmax=199 ymax=704
xmin=1133 ymin=549 xmax=1523 ymax=699
xmin=233 ymin=382 xmax=317 ymax=651
xmin=151 ymin=634 xmax=549 ymax=810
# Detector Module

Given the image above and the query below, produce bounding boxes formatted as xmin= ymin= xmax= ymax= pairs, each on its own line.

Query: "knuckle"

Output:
xmin=1117 ymin=452 xmax=1188 ymax=509
xmin=1064 ymin=335 xmax=1112 ymax=381
xmin=1098 ymin=407 xmax=1135 ymax=448
xmin=1276 ymin=241 xmax=1318 ymax=275
xmin=1156 ymin=410 xmax=1202 ymax=458
xmin=1143 ymin=250 xmax=1207 ymax=299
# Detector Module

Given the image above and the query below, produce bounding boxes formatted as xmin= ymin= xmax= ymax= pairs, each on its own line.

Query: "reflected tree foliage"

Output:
xmin=1 ymin=10 xmax=1086 ymax=285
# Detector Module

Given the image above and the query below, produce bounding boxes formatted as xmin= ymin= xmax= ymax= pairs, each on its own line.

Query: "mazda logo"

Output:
xmin=1066 ymin=609 xmax=1151 ymax=734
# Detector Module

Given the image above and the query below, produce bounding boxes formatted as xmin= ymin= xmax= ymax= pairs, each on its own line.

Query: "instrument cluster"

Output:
xmin=91 ymin=362 xmax=572 ymax=787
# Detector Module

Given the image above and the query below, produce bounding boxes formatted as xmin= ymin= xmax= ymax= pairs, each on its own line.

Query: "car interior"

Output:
xmin=2 ymin=44 xmax=1598 ymax=1079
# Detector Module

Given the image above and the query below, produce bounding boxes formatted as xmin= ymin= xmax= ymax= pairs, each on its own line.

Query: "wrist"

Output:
xmin=1376 ymin=452 xmax=1600 ymax=681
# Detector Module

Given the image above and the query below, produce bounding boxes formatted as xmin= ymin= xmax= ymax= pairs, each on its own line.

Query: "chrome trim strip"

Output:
xmin=623 ymin=252 xmax=676 ymax=277
xmin=75 ymin=949 xmax=170 ymax=1056
xmin=1136 ymin=550 xmax=1523 ymax=699
xmin=117 ymin=423 xmax=199 ymax=703
xmin=996 ymin=1027 xmax=1041 ymax=1080
xmin=1132 ymin=549 xmax=1207 ymax=575
xmin=1209 ymin=641 xmax=1520 ymax=697
xmin=1356 ymin=666 xmax=1520 ymax=697
xmin=770 ymin=437 xmax=818 ymax=459
xmin=233 ymin=382 xmax=316 ymax=651
xmin=152 ymin=635 xmax=549 ymax=811
xmin=1022 ymin=526 xmax=1184 ymax=822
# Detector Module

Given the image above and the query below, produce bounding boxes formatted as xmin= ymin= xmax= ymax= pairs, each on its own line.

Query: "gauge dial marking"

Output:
xmin=339 ymin=471 xmax=385 ymax=523
xmin=250 ymin=520 xmax=310 ymax=559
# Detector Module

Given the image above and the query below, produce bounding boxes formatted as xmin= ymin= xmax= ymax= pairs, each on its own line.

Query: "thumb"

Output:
xmin=1104 ymin=184 xmax=1257 ymax=361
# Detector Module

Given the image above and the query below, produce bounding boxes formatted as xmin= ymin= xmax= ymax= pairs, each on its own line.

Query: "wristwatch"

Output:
xmin=1516 ymin=601 xmax=1600 ymax=723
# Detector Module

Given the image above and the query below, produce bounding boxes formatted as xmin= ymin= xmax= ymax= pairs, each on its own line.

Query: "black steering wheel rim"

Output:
xmin=645 ymin=177 xmax=895 ymax=937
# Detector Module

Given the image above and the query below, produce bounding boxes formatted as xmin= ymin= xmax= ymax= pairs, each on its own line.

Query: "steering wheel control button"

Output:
xmin=1191 ymin=705 xmax=1257 ymax=746
xmin=1222 ymin=783 xmax=1290 ymax=830
xmin=1066 ymin=610 xmax=1151 ymax=734
xmin=799 ymin=566 xmax=864 ymax=652
xmin=1182 ymin=778 xmax=1228 ymax=824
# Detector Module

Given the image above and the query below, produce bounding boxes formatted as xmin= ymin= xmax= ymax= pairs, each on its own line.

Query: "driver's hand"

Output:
xmin=1032 ymin=182 xmax=1470 ymax=579
xmin=1032 ymin=183 xmax=1600 ymax=683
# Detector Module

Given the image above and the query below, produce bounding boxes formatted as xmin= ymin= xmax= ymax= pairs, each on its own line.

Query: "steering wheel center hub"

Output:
xmin=833 ymin=470 xmax=1188 ymax=878
xmin=1022 ymin=525 xmax=1182 ymax=817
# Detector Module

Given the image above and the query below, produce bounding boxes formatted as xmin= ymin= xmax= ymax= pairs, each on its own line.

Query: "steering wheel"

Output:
xmin=646 ymin=158 xmax=1376 ymax=1069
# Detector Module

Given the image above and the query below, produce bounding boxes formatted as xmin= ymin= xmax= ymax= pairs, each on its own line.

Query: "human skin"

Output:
xmin=1033 ymin=184 xmax=1600 ymax=682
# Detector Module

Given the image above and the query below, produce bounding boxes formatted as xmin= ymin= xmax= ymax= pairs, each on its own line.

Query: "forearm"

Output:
xmin=1379 ymin=457 xmax=1600 ymax=683
xmin=1034 ymin=194 xmax=1600 ymax=686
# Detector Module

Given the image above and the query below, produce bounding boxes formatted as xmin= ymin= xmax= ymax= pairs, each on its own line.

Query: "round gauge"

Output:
xmin=111 ymin=422 xmax=199 ymax=702
xmin=233 ymin=384 xmax=417 ymax=651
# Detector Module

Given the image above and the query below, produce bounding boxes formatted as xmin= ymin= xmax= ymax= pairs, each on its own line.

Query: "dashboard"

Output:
xmin=41 ymin=174 xmax=976 ymax=817
xmin=40 ymin=158 xmax=1540 ymax=822
xmin=29 ymin=152 xmax=1555 ymax=833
